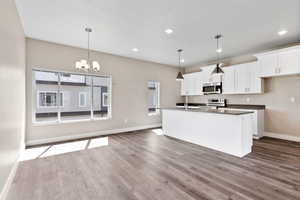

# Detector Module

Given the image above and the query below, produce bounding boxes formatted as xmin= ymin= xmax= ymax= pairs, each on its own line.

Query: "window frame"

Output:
xmin=147 ymin=81 xmax=160 ymax=116
xmin=32 ymin=68 xmax=112 ymax=125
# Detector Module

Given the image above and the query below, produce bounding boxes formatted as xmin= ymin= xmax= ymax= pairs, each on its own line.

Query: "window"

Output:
xmin=102 ymin=93 xmax=108 ymax=107
xmin=33 ymin=69 xmax=111 ymax=123
xmin=148 ymin=81 xmax=160 ymax=115
xmin=92 ymin=76 xmax=110 ymax=119
xmin=38 ymin=92 xmax=63 ymax=107
xmin=78 ymin=92 xmax=87 ymax=107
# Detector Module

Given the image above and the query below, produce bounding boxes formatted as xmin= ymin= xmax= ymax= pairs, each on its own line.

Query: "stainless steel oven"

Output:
xmin=202 ymin=82 xmax=222 ymax=95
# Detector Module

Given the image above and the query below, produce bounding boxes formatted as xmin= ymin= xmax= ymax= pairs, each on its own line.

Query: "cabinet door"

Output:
xmin=258 ymin=53 xmax=278 ymax=77
xmin=181 ymin=74 xmax=192 ymax=96
xmin=181 ymin=76 xmax=188 ymax=96
xmin=249 ymin=62 xmax=263 ymax=93
xmin=192 ymin=72 xmax=203 ymax=95
xmin=181 ymin=73 xmax=197 ymax=96
xmin=278 ymin=48 xmax=300 ymax=75
xmin=222 ymin=66 xmax=235 ymax=94
xmin=235 ymin=64 xmax=251 ymax=93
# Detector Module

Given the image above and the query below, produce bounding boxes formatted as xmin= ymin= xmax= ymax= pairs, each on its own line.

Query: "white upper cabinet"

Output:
xmin=181 ymin=62 xmax=263 ymax=96
xmin=223 ymin=62 xmax=263 ymax=94
xmin=235 ymin=63 xmax=251 ymax=94
xmin=255 ymin=45 xmax=300 ymax=77
xmin=278 ymin=48 xmax=300 ymax=75
xmin=181 ymin=72 xmax=203 ymax=96
xmin=257 ymin=53 xmax=278 ymax=77
xmin=222 ymin=66 xmax=235 ymax=94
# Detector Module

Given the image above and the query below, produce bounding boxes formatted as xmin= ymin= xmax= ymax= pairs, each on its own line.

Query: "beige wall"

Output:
xmin=26 ymin=38 xmax=182 ymax=143
xmin=185 ymin=55 xmax=300 ymax=137
xmin=0 ymin=0 xmax=26 ymax=198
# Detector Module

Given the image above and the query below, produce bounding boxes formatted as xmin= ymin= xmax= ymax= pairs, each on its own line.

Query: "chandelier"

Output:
xmin=75 ymin=28 xmax=100 ymax=72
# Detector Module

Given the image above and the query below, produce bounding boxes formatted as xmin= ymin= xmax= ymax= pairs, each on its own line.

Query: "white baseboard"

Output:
xmin=264 ymin=132 xmax=300 ymax=142
xmin=26 ymin=123 xmax=162 ymax=146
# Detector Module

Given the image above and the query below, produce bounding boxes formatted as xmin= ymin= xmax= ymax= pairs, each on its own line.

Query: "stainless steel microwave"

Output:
xmin=202 ymin=82 xmax=222 ymax=95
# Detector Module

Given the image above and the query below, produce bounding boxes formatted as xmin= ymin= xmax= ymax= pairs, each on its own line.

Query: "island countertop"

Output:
xmin=160 ymin=107 xmax=254 ymax=115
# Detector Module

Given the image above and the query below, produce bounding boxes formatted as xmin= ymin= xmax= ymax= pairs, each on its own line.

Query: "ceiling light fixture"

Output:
xmin=278 ymin=29 xmax=288 ymax=36
xmin=165 ymin=29 xmax=173 ymax=34
xmin=176 ymin=49 xmax=184 ymax=81
xmin=212 ymin=34 xmax=224 ymax=75
xmin=132 ymin=48 xmax=139 ymax=52
xmin=75 ymin=28 xmax=100 ymax=72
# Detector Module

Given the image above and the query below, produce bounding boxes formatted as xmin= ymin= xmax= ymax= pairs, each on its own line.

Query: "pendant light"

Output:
xmin=75 ymin=28 xmax=101 ymax=72
xmin=176 ymin=49 xmax=184 ymax=81
xmin=211 ymin=34 xmax=224 ymax=74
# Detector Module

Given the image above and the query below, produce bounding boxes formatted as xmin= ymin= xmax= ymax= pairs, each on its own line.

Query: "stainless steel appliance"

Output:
xmin=207 ymin=98 xmax=226 ymax=108
xmin=202 ymin=82 xmax=222 ymax=95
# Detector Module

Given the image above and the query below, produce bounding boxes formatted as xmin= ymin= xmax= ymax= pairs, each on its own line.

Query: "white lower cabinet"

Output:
xmin=221 ymin=108 xmax=264 ymax=139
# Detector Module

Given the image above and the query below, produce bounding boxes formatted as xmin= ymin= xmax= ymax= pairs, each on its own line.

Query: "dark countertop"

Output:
xmin=176 ymin=103 xmax=265 ymax=110
xmin=161 ymin=107 xmax=254 ymax=115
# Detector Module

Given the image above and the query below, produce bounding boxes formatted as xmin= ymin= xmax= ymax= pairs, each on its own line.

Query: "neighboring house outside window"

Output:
xmin=38 ymin=91 xmax=63 ymax=107
xmin=33 ymin=70 xmax=112 ymax=123
xmin=102 ymin=93 xmax=108 ymax=107
xmin=148 ymin=81 xmax=160 ymax=115
xmin=78 ymin=92 xmax=87 ymax=107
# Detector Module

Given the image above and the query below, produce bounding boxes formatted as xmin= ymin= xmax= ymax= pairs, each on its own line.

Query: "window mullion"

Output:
xmin=91 ymin=76 xmax=94 ymax=120
xmin=57 ymin=73 xmax=61 ymax=122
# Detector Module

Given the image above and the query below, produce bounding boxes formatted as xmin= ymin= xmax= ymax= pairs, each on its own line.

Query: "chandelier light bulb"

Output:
xmin=92 ymin=61 xmax=100 ymax=71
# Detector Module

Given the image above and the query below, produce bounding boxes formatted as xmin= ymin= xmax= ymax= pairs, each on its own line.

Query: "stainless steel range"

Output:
xmin=207 ymin=98 xmax=227 ymax=108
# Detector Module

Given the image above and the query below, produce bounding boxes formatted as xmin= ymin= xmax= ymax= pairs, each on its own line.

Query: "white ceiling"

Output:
xmin=15 ymin=0 xmax=300 ymax=67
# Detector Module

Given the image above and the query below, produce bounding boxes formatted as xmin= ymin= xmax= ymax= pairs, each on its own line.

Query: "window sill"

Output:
xmin=32 ymin=117 xmax=111 ymax=127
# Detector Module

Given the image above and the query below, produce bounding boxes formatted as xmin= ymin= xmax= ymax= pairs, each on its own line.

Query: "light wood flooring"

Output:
xmin=7 ymin=129 xmax=300 ymax=200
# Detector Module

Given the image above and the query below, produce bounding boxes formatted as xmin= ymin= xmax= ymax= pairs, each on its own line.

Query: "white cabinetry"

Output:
xmin=235 ymin=63 xmax=252 ymax=93
xmin=222 ymin=66 xmax=235 ymax=94
xmin=181 ymin=62 xmax=264 ymax=96
xmin=222 ymin=62 xmax=263 ymax=94
xmin=221 ymin=108 xmax=264 ymax=139
xmin=255 ymin=45 xmax=300 ymax=77
xmin=181 ymin=72 xmax=203 ymax=96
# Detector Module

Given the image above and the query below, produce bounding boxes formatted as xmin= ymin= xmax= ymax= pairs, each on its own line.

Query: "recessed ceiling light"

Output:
xmin=216 ymin=48 xmax=223 ymax=53
xmin=132 ymin=48 xmax=139 ymax=52
xmin=165 ymin=29 xmax=173 ymax=34
xmin=180 ymin=59 xmax=185 ymax=63
xmin=278 ymin=29 xmax=288 ymax=36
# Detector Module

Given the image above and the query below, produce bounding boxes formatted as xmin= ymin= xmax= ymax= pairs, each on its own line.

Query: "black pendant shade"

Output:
xmin=176 ymin=71 xmax=184 ymax=80
xmin=211 ymin=63 xmax=224 ymax=74
xmin=176 ymin=49 xmax=184 ymax=81
xmin=211 ymin=34 xmax=224 ymax=75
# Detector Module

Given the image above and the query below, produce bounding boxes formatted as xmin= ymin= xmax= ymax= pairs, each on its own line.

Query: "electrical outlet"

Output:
xmin=124 ymin=119 xmax=128 ymax=124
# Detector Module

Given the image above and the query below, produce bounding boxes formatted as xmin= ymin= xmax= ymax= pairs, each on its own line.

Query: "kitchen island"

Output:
xmin=162 ymin=108 xmax=254 ymax=157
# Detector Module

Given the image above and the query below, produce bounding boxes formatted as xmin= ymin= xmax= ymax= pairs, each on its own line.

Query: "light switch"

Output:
xmin=246 ymin=98 xmax=250 ymax=103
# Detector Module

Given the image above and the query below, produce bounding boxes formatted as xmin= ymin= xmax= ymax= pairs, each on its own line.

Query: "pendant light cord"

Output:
xmin=216 ymin=36 xmax=219 ymax=61
xmin=177 ymin=49 xmax=183 ymax=68
xmin=178 ymin=51 xmax=181 ymax=67
xmin=87 ymin=30 xmax=90 ymax=64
